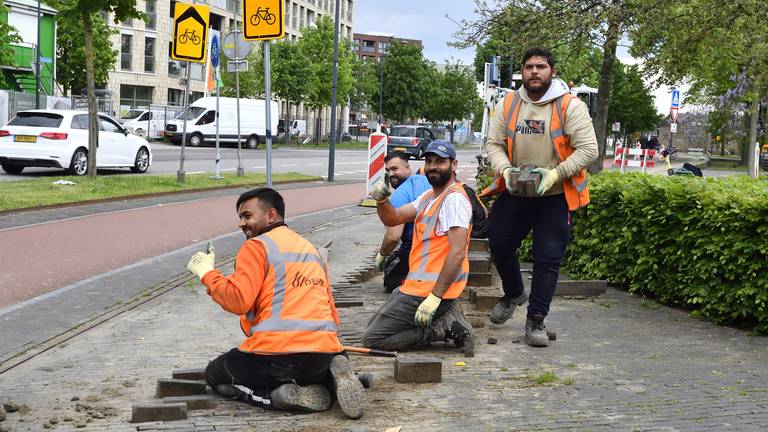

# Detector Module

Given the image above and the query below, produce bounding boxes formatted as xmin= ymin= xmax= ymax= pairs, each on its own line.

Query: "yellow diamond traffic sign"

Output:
xmin=243 ymin=0 xmax=285 ymax=41
xmin=172 ymin=3 xmax=210 ymax=63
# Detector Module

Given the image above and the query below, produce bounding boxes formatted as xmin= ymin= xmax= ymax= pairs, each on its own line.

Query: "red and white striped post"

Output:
xmin=366 ymin=125 xmax=387 ymax=196
xmin=614 ymin=146 xmax=656 ymax=174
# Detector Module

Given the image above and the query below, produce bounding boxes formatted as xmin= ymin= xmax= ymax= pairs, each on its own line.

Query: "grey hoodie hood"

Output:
xmin=520 ymin=77 xmax=570 ymax=105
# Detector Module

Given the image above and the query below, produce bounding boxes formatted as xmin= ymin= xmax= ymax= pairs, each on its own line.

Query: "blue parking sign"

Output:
xmin=671 ymin=89 xmax=680 ymax=108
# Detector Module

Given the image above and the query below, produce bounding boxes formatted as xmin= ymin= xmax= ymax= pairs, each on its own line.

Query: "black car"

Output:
xmin=386 ymin=125 xmax=435 ymax=159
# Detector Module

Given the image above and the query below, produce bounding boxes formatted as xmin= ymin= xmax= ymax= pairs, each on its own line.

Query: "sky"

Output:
xmin=353 ymin=0 xmax=679 ymax=116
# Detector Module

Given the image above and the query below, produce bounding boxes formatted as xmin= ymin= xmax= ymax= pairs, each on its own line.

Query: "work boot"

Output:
xmin=525 ymin=314 xmax=549 ymax=347
xmin=441 ymin=303 xmax=476 ymax=357
xmin=270 ymin=383 xmax=331 ymax=412
xmin=213 ymin=384 xmax=243 ymax=400
xmin=490 ymin=292 xmax=528 ymax=324
xmin=329 ymin=355 xmax=366 ymax=419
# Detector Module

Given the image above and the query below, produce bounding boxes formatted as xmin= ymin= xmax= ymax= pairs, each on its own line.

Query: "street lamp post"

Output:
xmin=378 ymin=54 xmax=384 ymax=125
xmin=35 ymin=0 xmax=41 ymax=109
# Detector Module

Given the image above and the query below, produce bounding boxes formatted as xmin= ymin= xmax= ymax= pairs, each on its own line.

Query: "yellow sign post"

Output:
xmin=243 ymin=0 xmax=285 ymax=41
xmin=172 ymin=3 xmax=210 ymax=63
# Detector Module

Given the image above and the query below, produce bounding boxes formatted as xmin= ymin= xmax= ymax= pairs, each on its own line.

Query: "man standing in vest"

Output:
xmin=185 ymin=188 xmax=365 ymax=418
xmin=375 ymin=151 xmax=431 ymax=292
xmin=483 ymin=47 xmax=597 ymax=347
xmin=363 ymin=140 xmax=476 ymax=356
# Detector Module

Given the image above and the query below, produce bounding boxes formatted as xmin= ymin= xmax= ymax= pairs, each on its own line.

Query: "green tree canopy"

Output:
xmin=298 ymin=16 xmax=354 ymax=111
xmin=608 ymin=63 xmax=662 ymax=137
xmin=372 ymin=41 xmax=430 ymax=123
xmin=424 ymin=62 xmax=481 ymax=143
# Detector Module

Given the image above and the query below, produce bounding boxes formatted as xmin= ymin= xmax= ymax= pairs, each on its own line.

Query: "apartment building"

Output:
xmin=352 ymin=32 xmax=421 ymax=61
xmin=107 ymin=0 xmax=354 ymax=133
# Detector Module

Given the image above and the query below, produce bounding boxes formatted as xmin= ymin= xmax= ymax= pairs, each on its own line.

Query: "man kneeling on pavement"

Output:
xmin=186 ymin=187 xmax=366 ymax=418
xmin=362 ymin=140 xmax=476 ymax=356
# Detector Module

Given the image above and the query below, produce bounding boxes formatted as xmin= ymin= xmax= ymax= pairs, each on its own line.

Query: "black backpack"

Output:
xmin=462 ymin=184 xmax=488 ymax=239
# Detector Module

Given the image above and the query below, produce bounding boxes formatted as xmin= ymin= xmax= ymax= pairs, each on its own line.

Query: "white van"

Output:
xmin=164 ymin=97 xmax=279 ymax=149
xmin=119 ymin=109 xmax=170 ymax=139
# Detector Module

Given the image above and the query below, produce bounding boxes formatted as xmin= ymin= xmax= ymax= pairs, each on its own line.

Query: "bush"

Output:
xmin=564 ymin=172 xmax=768 ymax=333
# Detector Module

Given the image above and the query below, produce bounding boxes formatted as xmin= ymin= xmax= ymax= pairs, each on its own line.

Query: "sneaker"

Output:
xmin=443 ymin=303 xmax=476 ymax=357
xmin=525 ymin=315 xmax=549 ymax=347
xmin=270 ymin=383 xmax=331 ymax=412
xmin=330 ymin=355 xmax=366 ymax=419
xmin=489 ymin=292 xmax=528 ymax=324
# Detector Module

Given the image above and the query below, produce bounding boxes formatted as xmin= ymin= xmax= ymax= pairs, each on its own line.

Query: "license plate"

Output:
xmin=394 ymin=147 xmax=407 ymax=152
xmin=14 ymin=135 xmax=37 ymax=143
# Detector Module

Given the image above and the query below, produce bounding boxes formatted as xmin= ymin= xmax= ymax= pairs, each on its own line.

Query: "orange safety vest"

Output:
xmin=480 ymin=91 xmax=590 ymax=210
xmin=400 ymin=183 xmax=471 ymax=300
xmin=238 ymin=226 xmax=342 ymax=354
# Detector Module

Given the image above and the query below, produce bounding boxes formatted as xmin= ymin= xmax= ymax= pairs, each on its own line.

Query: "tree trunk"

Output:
xmin=588 ymin=6 xmax=621 ymax=174
xmin=84 ymin=15 xmax=98 ymax=177
xmin=449 ymin=120 xmax=455 ymax=143
xmin=748 ymin=98 xmax=759 ymax=177
xmin=285 ymin=102 xmax=291 ymax=145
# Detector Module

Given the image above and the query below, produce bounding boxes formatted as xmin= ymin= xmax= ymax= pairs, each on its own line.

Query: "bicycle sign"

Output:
xmin=243 ymin=0 xmax=285 ymax=41
xmin=172 ymin=2 xmax=209 ymax=63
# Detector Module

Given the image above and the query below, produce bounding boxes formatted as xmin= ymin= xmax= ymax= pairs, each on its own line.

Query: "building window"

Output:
xmin=121 ymin=18 xmax=133 ymax=27
xmin=168 ymin=88 xmax=183 ymax=106
xmin=144 ymin=37 xmax=155 ymax=73
xmin=226 ymin=0 xmax=238 ymax=12
xmin=145 ymin=0 xmax=157 ymax=30
xmin=363 ymin=40 xmax=376 ymax=53
xmin=120 ymin=34 xmax=133 ymax=70
xmin=189 ymin=63 xmax=204 ymax=81
xmin=120 ymin=85 xmax=153 ymax=109
xmin=168 ymin=42 xmax=183 ymax=76
xmin=285 ymin=1 xmax=291 ymax=28
xmin=292 ymin=3 xmax=298 ymax=28
xmin=378 ymin=42 xmax=388 ymax=53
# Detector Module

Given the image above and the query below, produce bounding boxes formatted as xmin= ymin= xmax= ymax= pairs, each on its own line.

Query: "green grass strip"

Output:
xmin=0 ymin=172 xmax=318 ymax=211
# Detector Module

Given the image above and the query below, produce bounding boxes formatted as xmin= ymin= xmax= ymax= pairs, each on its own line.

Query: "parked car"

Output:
xmin=386 ymin=125 xmax=435 ymax=159
xmin=119 ymin=109 xmax=172 ymax=139
xmin=0 ymin=110 xmax=152 ymax=176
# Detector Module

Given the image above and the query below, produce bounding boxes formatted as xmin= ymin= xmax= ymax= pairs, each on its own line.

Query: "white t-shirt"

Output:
xmin=410 ymin=184 xmax=472 ymax=236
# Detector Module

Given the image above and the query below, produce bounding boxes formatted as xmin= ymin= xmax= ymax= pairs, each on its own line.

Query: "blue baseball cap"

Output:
xmin=423 ymin=140 xmax=456 ymax=159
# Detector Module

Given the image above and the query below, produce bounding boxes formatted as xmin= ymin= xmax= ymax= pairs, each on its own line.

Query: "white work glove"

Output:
xmin=532 ymin=167 xmax=560 ymax=195
xmin=186 ymin=249 xmax=215 ymax=281
xmin=502 ymin=166 xmax=521 ymax=193
xmin=415 ymin=293 xmax=442 ymax=327
xmin=370 ymin=180 xmax=393 ymax=203
xmin=375 ymin=252 xmax=388 ymax=271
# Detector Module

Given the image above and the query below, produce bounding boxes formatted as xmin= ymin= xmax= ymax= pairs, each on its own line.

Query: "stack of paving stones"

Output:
xmin=131 ymin=369 xmax=216 ymax=423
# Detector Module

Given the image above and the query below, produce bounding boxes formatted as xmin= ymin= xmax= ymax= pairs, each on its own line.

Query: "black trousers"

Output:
xmin=487 ymin=193 xmax=571 ymax=318
xmin=383 ymin=250 xmax=410 ymax=293
xmin=205 ymin=348 xmax=336 ymax=408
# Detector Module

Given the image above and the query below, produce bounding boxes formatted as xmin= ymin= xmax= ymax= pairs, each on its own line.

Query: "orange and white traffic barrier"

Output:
xmin=364 ymin=126 xmax=387 ymax=201
xmin=614 ymin=146 xmax=656 ymax=173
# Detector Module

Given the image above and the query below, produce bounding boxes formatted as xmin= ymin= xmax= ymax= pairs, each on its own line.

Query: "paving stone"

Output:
xmin=335 ymin=300 xmax=364 ymax=308
xmin=394 ymin=356 xmax=442 ymax=383
xmin=161 ymin=395 xmax=216 ymax=411
xmin=469 ymin=238 xmax=489 ymax=252
xmin=155 ymin=379 xmax=207 ymax=398
xmin=131 ymin=403 xmax=188 ymax=423
xmin=467 ymin=272 xmax=492 ymax=287
xmin=469 ymin=256 xmax=491 ymax=273
xmin=171 ymin=368 xmax=205 ymax=381
xmin=555 ymin=280 xmax=608 ymax=296
xmin=474 ymin=293 xmax=500 ymax=311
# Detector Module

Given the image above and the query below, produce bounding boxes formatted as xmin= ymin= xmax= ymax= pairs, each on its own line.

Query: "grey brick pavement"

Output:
xmin=1 ymin=211 xmax=767 ymax=431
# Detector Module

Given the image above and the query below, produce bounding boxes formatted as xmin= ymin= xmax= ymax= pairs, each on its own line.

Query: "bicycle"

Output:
xmin=249 ymin=7 xmax=276 ymax=26
xmin=178 ymin=29 xmax=201 ymax=45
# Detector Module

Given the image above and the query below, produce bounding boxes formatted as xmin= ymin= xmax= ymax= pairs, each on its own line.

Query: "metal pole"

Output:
xmin=35 ymin=0 xmax=41 ymax=108
xmin=234 ymin=28 xmax=245 ymax=177
xmin=213 ymin=63 xmax=222 ymax=179
xmin=264 ymin=41 xmax=273 ymax=187
xmin=177 ymin=61 xmax=191 ymax=182
xmin=328 ymin=0 xmax=341 ymax=182
xmin=378 ymin=53 xmax=384 ymax=124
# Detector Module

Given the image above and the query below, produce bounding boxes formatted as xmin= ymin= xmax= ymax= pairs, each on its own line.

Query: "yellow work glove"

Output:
xmin=370 ymin=180 xmax=393 ymax=203
xmin=415 ymin=293 xmax=442 ymax=327
xmin=502 ymin=166 xmax=521 ymax=193
xmin=533 ymin=167 xmax=560 ymax=195
xmin=186 ymin=250 xmax=215 ymax=281
xmin=375 ymin=252 xmax=388 ymax=272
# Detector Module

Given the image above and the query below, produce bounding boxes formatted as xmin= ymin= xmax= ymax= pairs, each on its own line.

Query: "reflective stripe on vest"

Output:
xmin=248 ymin=234 xmax=338 ymax=334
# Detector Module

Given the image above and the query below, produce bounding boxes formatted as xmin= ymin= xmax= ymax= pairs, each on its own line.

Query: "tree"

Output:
xmin=629 ymin=0 xmax=768 ymax=174
xmin=271 ymin=39 xmax=312 ymax=143
xmin=220 ymin=44 xmax=265 ymax=98
xmin=50 ymin=3 xmax=116 ymax=95
xmin=51 ymin=0 xmax=143 ymax=177
xmin=350 ymin=56 xmax=379 ymax=121
xmin=0 ymin=1 xmax=21 ymax=88
xmin=456 ymin=0 xmax=641 ymax=173
xmin=424 ymin=63 xmax=482 ymax=143
xmin=371 ymin=41 xmax=430 ymax=124
xmin=607 ymin=63 xmax=662 ymax=138
xmin=297 ymin=16 xmax=354 ymax=138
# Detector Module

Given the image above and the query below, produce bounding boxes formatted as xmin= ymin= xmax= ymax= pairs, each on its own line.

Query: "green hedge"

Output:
xmin=563 ymin=172 xmax=768 ymax=333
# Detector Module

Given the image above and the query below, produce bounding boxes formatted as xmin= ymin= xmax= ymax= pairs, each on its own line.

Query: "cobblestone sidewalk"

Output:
xmin=1 ymin=211 xmax=767 ymax=432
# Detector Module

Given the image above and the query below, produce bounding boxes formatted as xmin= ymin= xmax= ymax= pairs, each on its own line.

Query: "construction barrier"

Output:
xmin=360 ymin=126 xmax=387 ymax=207
xmin=614 ymin=146 xmax=655 ymax=174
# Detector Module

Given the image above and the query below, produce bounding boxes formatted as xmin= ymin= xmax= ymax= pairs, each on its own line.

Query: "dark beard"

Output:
xmin=427 ymin=169 xmax=451 ymax=187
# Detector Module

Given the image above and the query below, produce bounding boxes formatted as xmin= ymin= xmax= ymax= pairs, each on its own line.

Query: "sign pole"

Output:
xmin=328 ymin=0 xmax=341 ymax=182
xmin=211 ymin=33 xmax=222 ymax=180
xmin=264 ymin=41 xmax=273 ymax=187
xmin=177 ymin=61 xmax=191 ymax=183
xmin=235 ymin=28 xmax=244 ymax=177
